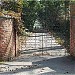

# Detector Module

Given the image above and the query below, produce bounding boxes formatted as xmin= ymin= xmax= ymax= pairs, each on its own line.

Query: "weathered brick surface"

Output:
xmin=0 ymin=17 xmax=18 ymax=61
xmin=70 ymin=4 xmax=75 ymax=56
xmin=70 ymin=17 xmax=75 ymax=56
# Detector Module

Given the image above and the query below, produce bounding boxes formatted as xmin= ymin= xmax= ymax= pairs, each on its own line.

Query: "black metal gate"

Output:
xmin=19 ymin=32 xmax=67 ymax=56
xmin=19 ymin=1 xmax=70 ymax=56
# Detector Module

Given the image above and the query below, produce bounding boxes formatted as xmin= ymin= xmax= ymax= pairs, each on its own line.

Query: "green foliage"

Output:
xmin=1 ymin=0 xmax=26 ymax=36
xmin=1 ymin=0 xmax=69 ymax=50
xmin=22 ymin=0 xmax=70 ymax=32
xmin=22 ymin=1 xmax=39 ymax=31
xmin=55 ymin=37 xmax=64 ymax=45
xmin=1 ymin=1 xmax=21 ymax=12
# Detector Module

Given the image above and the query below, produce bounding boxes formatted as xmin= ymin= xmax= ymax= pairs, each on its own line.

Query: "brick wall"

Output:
xmin=70 ymin=3 xmax=75 ymax=56
xmin=0 ymin=17 xmax=18 ymax=61
xmin=70 ymin=17 xmax=75 ymax=56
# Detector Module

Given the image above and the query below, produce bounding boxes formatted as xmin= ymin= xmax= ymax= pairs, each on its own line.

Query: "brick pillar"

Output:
xmin=70 ymin=17 xmax=75 ymax=56
xmin=0 ymin=17 xmax=15 ymax=61
xmin=70 ymin=3 xmax=75 ymax=56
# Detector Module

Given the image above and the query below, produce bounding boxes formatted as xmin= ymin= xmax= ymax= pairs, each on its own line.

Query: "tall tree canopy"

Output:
xmin=22 ymin=1 xmax=41 ymax=31
xmin=22 ymin=0 xmax=70 ymax=31
xmin=1 ymin=0 xmax=22 ymax=12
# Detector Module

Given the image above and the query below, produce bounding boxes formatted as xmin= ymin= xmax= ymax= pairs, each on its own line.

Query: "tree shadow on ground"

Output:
xmin=0 ymin=56 xmax=75 ymax=74
xmin=33 ymin=56 xmax=75 ymax=74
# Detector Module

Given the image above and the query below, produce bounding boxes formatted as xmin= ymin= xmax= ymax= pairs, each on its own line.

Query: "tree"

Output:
xmin=22 ymin=1 xmax=42 ymax=31
xmin=1 ymin=0 xmax=26 ymax=36
xmin=1 ymin=1 xmax=21 ymax=12
xmin=37 ymin=1 xmax=65 ymax=30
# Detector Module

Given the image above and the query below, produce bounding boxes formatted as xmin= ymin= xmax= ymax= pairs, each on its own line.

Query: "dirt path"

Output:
xmin=0 ymin=33 xmax=74 ymax=75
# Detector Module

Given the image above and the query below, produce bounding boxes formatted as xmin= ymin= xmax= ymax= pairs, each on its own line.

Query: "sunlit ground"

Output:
xmin=0 ymin=56 xmax=75 ymax=75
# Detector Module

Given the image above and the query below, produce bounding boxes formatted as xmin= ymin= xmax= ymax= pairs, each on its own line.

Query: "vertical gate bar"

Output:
xmin=51 ymin=32 xmax=52 ymax=50
xmin=25 ymin=35 xmax=26 ymax=48
xmin=45 ymin=34 xmax=47 ymax=53
xmin=35 ymin=33 xmax=36 ymax=49
xmin=65 ymin=0 xmax=66 ymax=56
xmin=42 ymin=33 xmax=43 ymax=55
xmin=19 ymin=37 xmax=20 ymax=50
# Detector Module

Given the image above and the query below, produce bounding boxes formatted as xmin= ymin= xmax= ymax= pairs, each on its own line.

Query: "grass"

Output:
xmin=0 ymin=62 xmax=4 ymax=64
xmin=53 ymin=31 xmax=70 ymax=53
xmin=52 ymin=32 xmax=65 ymax=45
xmin=55 ymin=37 xmax=64 ymax=45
